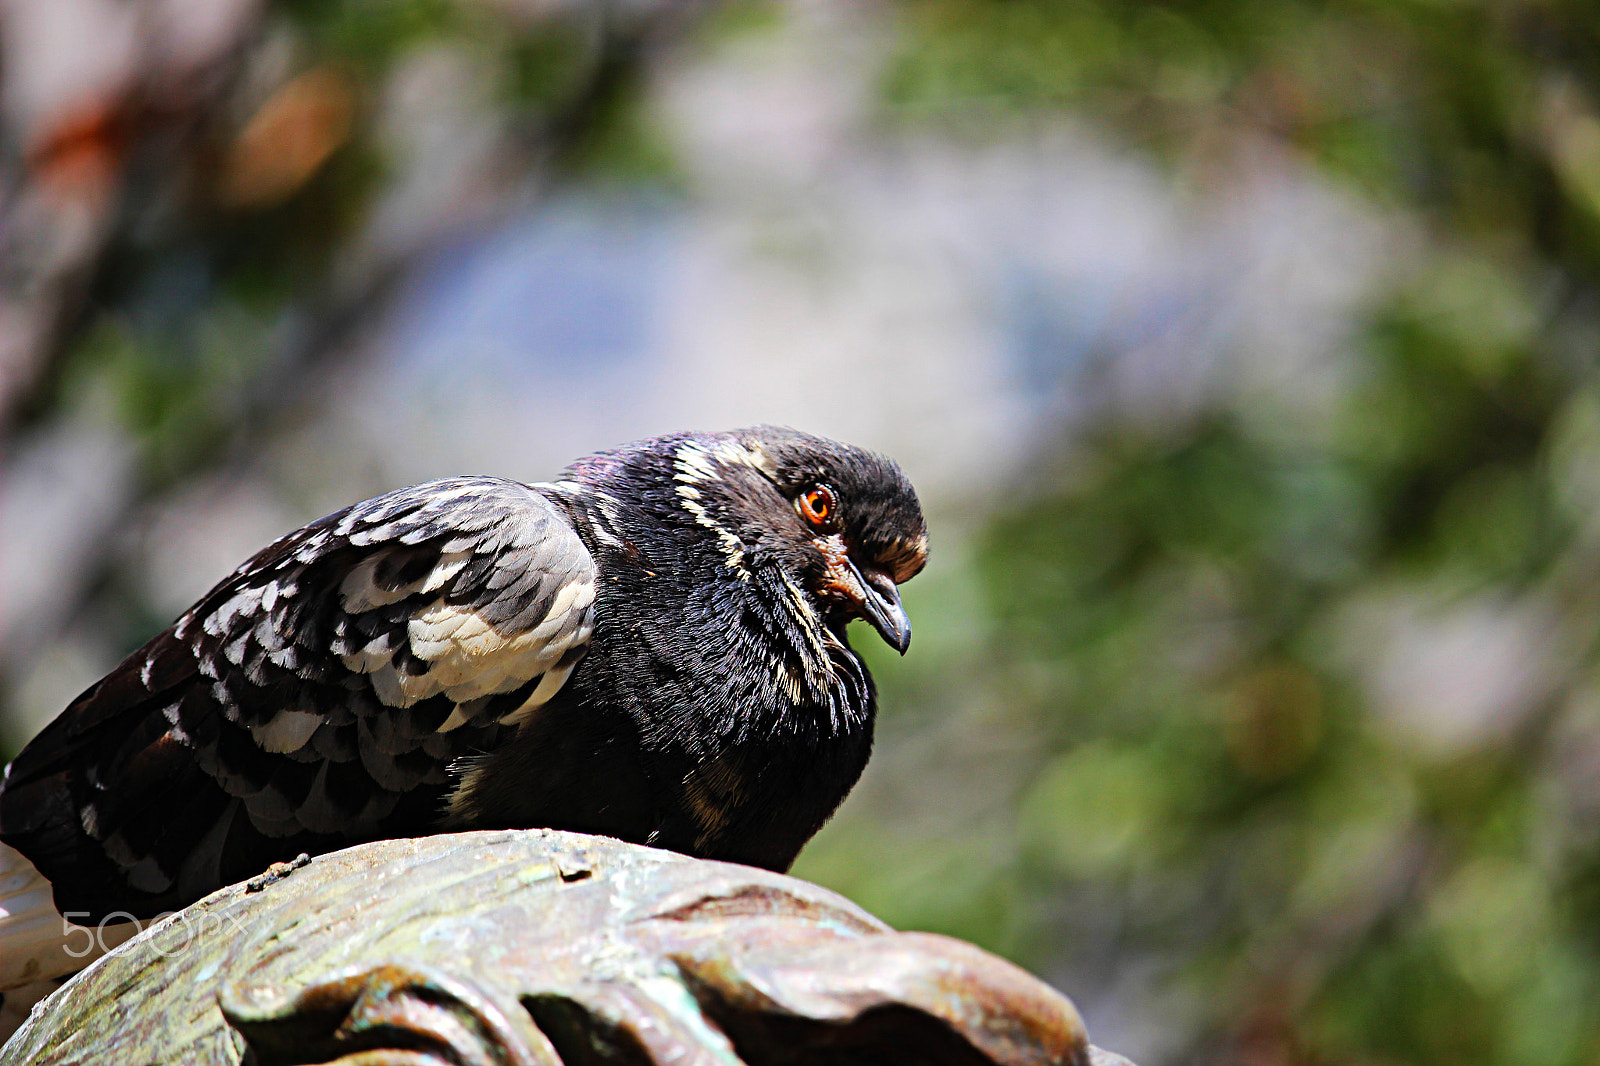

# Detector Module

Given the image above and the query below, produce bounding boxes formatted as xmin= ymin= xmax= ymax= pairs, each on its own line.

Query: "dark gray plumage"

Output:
xmin=0 ymin=427 xmax=927 ymax=922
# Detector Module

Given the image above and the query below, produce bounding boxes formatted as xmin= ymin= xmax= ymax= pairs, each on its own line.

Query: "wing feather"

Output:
xmin=0 ymin=476 xmax=596 ymax=921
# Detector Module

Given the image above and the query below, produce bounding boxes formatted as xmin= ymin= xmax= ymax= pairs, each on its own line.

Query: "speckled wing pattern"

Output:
xmin=0 ymin=477 xmax=596 ymax=920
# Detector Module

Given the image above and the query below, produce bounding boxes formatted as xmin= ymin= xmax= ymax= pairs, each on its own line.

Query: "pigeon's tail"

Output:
xmin=0 ymin=842 xmax=130 ymax=991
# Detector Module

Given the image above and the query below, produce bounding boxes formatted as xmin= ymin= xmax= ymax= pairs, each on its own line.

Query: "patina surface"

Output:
xmin=4 ymin=829 xmax=1124 ymax=1065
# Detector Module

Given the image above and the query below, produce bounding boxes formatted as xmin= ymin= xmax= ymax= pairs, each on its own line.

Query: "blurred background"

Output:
xmin=4 ymin=0 xmax=1600 ymax=1061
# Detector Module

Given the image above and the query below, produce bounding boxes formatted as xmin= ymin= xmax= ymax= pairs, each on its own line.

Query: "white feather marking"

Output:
xmin=676 ymin=485 xmax=746 ymax=574
xmin=395 ymin=585 xmax=593 ymax=705
xmin=672 ymin=444 xmax=748 ymax=573
xmin=446 ymin=764 xmax=488 ymax=821
xmin=781 ymin=570 xmax=832 ymax=682
xmin=204 ymin=588 xmax=261 ymax=637
xmin=349 ymin=523 xmax=401 ymax=547
xmin=407 ymin=608 xmax=473 ymax=658
xmin=340 ymin=632 xmax=396 ymax=674
xmin=676 ymin=441 xmax=765 ymax=572
xmin=780 ymin=663 xmax=805 ymax=703
xmin=267 ymin=644 xmax=300 ymax=670
xmin=421 ymin=550 xmax=471 ymax=593
xmin=547 ymin=577 xmax=591 ymax=622
xmin=436 ymin=702 xmax=478 ymax=733
xmin=712 ymin=438 xmax=775 ymax=475
xmin=497 ymin=661 xmax=577 ymax=727
xmin=597 ymin=500 xmax=625 ymax=538
xmin=675 ymin=442 xmax=718 ymax=481
xmin=340 ymin=553 xmax=412 ymax=612
xmin=444 ymin=613 xmax=496 ymax=657
xmin=367 ymin=663 xmax=431 ymax=707
xmin=223 ymin=633 xmax=252 ymax=667
xmin=294 ymin=531 xmax=329 ymax=561
xmin=250 ymin=709 xmax=323 ymax=753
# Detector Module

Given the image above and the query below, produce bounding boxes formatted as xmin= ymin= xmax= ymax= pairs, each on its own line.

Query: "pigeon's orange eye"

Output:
xmin=799 ymin=485 xmax=836 ymax=528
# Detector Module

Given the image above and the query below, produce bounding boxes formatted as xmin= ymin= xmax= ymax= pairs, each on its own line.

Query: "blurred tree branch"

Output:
xmin=0 ymin=0 xmax=710 ymax=700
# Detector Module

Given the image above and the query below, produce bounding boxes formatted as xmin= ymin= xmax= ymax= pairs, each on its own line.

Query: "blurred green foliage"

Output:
xmin=812 ymin=1 xmax=1600 ymax=1063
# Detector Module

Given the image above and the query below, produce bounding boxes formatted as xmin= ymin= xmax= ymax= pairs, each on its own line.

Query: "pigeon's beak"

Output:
xmin=818 ymin=535 xmax=913 ymax=653
xmin=850 ymin=561 xmax=912 ymax=654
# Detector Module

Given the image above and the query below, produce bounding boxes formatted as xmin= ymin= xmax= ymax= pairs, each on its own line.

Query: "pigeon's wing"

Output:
xmin=0 ymin=477 xmax=596 ymax=922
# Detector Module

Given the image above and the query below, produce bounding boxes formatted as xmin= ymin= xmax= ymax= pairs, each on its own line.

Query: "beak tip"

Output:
xmin=843 ymin=559 xmax=914 ymax=656
xmin=876 ymin=605 xmax=913 ymax=655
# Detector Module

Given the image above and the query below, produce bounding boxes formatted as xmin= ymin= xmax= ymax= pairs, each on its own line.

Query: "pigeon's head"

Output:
xmin=679 ymin=426 xmax=928 ymax=653
xmin=571 ymin=426 xmax=928 ymax=652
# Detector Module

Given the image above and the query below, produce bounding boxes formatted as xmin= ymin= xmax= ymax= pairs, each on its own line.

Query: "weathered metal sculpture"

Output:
xmin=4 ymin=830 xmax=1133 ymax=1065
